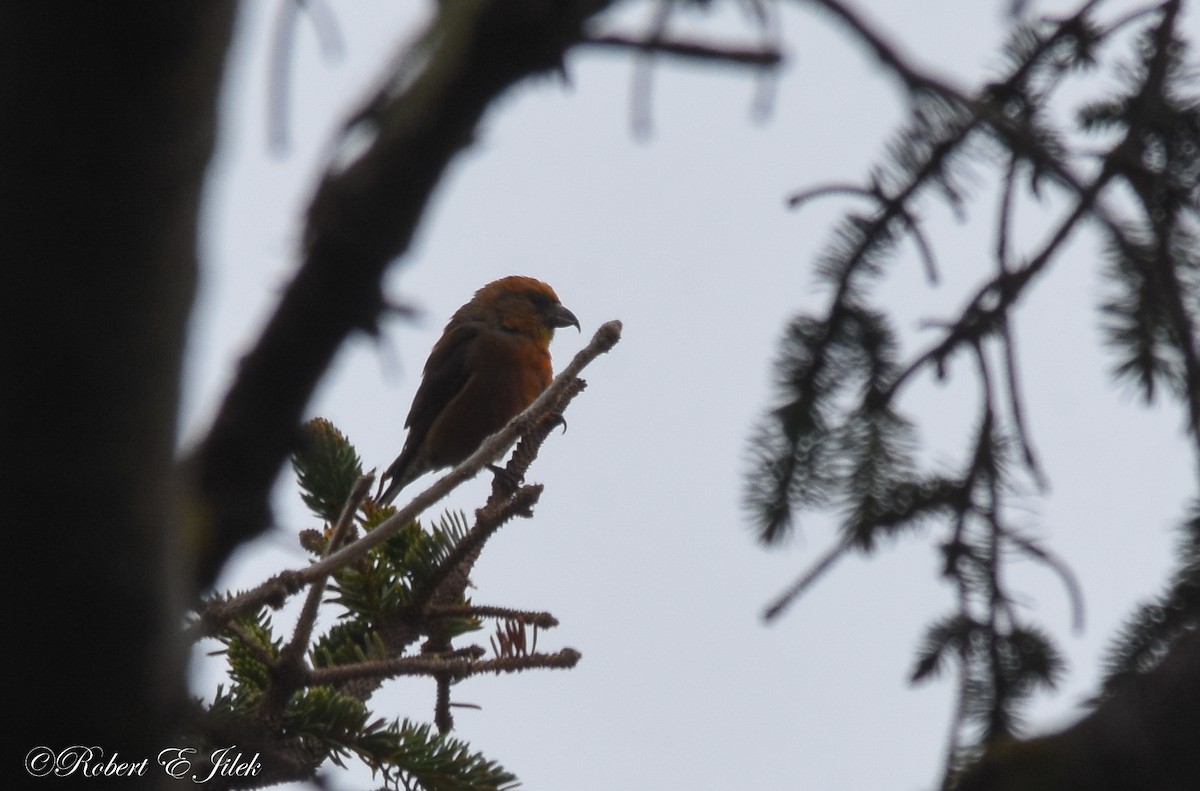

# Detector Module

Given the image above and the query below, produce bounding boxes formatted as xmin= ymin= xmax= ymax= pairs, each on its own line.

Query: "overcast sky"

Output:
xmin=186 ymin=2 xmax=1198 ymax=789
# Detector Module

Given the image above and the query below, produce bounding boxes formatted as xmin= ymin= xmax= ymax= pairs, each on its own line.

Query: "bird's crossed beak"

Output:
xmin=550 ymin=304 xmax=581 ymax=332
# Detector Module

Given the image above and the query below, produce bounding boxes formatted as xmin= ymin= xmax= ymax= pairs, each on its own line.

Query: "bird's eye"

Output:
xmin=529 ymin=294 xmax=560 ymax=317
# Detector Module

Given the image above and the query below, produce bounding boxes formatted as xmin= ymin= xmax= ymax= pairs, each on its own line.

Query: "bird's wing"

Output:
xmin=404 ymin=321 xmax=480 ymax=433
xmin=378 ymin=322 xmax=480 ymax=502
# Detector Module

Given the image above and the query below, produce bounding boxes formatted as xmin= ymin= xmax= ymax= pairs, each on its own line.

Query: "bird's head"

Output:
xmin=470 ymin=276 xmax=579 ymax=341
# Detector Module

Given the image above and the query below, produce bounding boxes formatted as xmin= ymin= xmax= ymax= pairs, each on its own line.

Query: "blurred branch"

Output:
xmin=754 ymin=2 xmax=1200 ymax=786
xmin=267 ymin=0 xmax=345 ymax=153
xmin=801 ymin=0 xmax=956 ymax=95
xmin=762 ymin=536 xmax=852 ymax=622
xmin=276 ymin=472 xmax=374 ymax=670
xmin=883 ymin=172 xmax=1112 ymax=406
xmin=584 ymin=32 xmax=783 ymax=66
xmin=787 ymin=179 xmax=940 ymax=284
xmin=308 ymin=648 xmax=581 ymax=687
xmin=956 ymin=629 xmax=1200 ymax=791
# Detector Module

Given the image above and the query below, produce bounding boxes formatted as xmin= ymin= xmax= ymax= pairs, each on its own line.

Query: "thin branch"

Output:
xmin=788 ymin=180 xmax=941 ymax=284
xmin=786 ymin=181 xmax=874 ymax=208
xmin=994 ymin=156 xmax=1046 ymax=488
xmin=884 ymin=169 xmax=1114 ymax=404
xmin=803 ymin=0 xmax=1107 ymax=102
xmin=628 ymin=0 xmax=675 ymax=139
xmin=306 ymin=648 xmax=582 ymax=687
xmin=974 ymin=340 xmax=1016 ymax=741
xmin=940 ymin=563 xmax=974 ymax=791
xmin=1000 ymin=317 xmax=1045 ymax=488
xmin=1093 ymin=2 xmax=1168 ymax=39
xmin=749 ymin=0 xmax=784 ymax=122
xmin=1006 ymin=530 xmax=1086 ymax=634
xmin=996 ymin=156 xmax=1018 ymax=272
xmin=901 ymin=209 xmax=942 ymax=286
xmin=267 ymin=0 xmax=345 ymax=153
xmin=279 ymin=472 xmax=374 ymax=666
xmin=435 ymin=673 xmax=453 ymax=734
xmin=267 ymin=0 xmax=301 ymax=154
xmin=800 ymin=0 xmax=1115 ymax=222
xmin=428 ymin=604 xmax=559 ymax=629
xmin=409 ymin=483 xmax=545 ymax=616
xmin=584 ymin=33 xmax=783 ymax=67
xmin=801 ymin=0 xmax=951 ymax=96
xmin=762 ymin=536 xmax=853 ymax=622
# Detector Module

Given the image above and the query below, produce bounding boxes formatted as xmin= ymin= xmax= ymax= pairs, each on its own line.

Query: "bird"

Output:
xmin=376 ymin=276 xmax=579 ymax=505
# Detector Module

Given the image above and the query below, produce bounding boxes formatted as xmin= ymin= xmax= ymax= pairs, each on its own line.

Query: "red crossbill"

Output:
xmin=376 ymin=276 xmax=579 ymax=504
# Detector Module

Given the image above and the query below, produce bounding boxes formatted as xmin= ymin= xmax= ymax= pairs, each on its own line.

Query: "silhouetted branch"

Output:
xmin=956 ymin=628 xmax=1200 ymax=791
xmin=762 ymin=536 xmax=852 ymax=622
xmin=584 ymin=32 xmax=783 ymax=66
xmin=787 ymin=179 xmax=940 ymax=284
xmin=278 ymin=472 xmax=374 ymax=669
xmin=267 ymin=0 xmax=345 ymax=153
xmin=307 ymin=648 xmax=582 ymax=687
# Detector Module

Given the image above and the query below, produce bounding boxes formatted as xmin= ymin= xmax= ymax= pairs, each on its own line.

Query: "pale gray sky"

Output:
xmin=187 ymin=2 xmax=1196 ymax=788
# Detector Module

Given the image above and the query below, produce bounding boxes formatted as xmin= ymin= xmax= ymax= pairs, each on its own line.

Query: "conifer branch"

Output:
xmin=225 ymin=621 xmax=279 ymax=670
xmin=267 ymin=0 xmax=345 ymax=153
xmin=884 ymin=173 xmax=1111 ymax=406
xmin=189 ymin=320 xmax=621 ymax=637
xmin=787 ymin=180 xmax=940 ymax=284
xmin=191 ymin=322 xmax=613 ymax=784
xmin=306 ymin=648 xmax=582 ymax=686
xmin=432 ymin=604 xmax=558 ymax=630
xmin=280 ymin=472 xmax=374 ymax=669
xmin=409 ymin=483 xmax=545 ymax=616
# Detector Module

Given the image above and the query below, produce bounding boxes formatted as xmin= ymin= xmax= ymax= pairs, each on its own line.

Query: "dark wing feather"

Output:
xmin=377 ymin=321 xmax=480 ymax=503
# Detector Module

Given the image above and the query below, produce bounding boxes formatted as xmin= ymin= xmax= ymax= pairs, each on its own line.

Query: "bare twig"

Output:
xmin=629 ymin=0 xmax=675 ymax=139
xmin=585 ymin=33 xmax=783 ymax=67
xmin=884 ymin=172 xmax=1113 ymax=405
xmin=786 ymin=181 xmax=874 ymax=208
xmin=267 ymin=0 xmax=345 ymax=153
xmin=430 ymin=604 xmax=559 ymax=629
xmin=763 ymin=536 xmax=853 ymax=622
xmin=802 ymin=0 xmax=958 ymax=97
xmin=279 ymin=472 xmax=374 ymax=666
xmin=307 ymin=648 xmax=582 ymax=686
xmin=1006 ymin=530 xmax=1086 ymax=634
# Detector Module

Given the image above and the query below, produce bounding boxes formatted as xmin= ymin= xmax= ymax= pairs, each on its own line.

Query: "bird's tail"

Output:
xmin=376 ymin=457 xmax=419 ymax=506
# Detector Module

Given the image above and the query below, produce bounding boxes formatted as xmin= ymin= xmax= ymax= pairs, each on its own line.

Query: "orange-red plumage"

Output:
xmin=377 ymin=276 xmax=579 ymax=504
